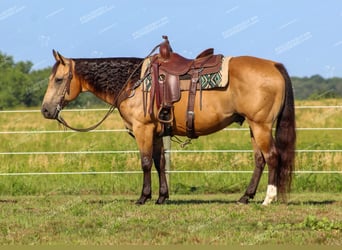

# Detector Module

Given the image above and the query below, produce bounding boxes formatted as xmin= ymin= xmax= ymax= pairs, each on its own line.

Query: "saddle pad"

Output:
xmin=140 ymin=56 xmax=232 ymax=91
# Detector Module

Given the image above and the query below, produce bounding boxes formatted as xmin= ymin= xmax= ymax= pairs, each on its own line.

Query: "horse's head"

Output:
xmin=41 ymin=50 xmax=81 ymax=119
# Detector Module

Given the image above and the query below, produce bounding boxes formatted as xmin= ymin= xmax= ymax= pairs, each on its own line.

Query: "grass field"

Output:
xmin=0 ymin=99 xmax=341 ymax=245
xmin=0 ymin=193 xmax=341 ymax=245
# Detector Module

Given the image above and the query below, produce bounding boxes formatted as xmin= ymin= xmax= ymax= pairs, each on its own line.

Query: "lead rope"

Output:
xmin=56 ymin=42 xmax=162 ymax=132
xmin=170 ymin=136 xmax=192 ymax=148
xmin=56 ymin=105 xmax=116 ymax=132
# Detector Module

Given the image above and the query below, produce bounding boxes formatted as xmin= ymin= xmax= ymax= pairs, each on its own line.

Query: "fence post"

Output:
xmin=163 ymin=136 xmax=171 ymax=190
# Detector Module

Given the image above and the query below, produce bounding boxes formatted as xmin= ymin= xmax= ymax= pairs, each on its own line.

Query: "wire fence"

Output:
xmin=0 ymin=127 xmax=342 ymax=135
xmin=0 ymin=105 xmax=341 ymax=113
xmin=1 ymin=106 xmax=341 ymax=176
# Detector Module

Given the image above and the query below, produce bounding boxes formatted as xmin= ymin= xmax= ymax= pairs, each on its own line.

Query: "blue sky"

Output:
xmin=1 ymin=0 xmax=341 ymax=77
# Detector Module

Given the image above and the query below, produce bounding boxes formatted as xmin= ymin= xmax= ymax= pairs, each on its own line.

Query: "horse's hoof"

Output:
xmin=155 ymin=195 xmax=169 ymax=205
xmin=135 ymin=200 xmax=145 ymax=205
xmin=237 ymin=196 xmax=249 ymax=205
xmin=135 ymin=195 xmax=151 ymax=205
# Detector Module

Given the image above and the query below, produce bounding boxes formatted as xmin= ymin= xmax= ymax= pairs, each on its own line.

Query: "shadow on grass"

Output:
xmin=168 ymin=199 xmax=338 ymax=206
xmin=80 ymin=196 xmax=338 ymax=206
xmin=84 ymin=198 xmax=238 ymax=205
xmin=0 ymin=199 xmax=18 ymax=203
xmin=288 ymin=200 xmax=336 ymax=206
xmin=165 ymin=199 xmax=237 ymax=205
xmin=85 ymin=199 xmax=137 ymax=205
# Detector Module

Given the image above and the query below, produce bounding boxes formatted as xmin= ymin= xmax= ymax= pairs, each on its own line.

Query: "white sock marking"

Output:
xmin=262 ymin=184 xmax=277 ymax=206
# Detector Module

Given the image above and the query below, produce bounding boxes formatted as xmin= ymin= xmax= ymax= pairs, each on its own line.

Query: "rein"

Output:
xmin=57 ymin=106 xmax=115 ymax=132
xmin=56 ymin=43 xmax=162 ymax=132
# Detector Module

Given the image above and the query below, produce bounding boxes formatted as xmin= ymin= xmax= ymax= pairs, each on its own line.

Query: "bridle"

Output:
xmin=56 ymin=62 xmax=73 ymax=115
xmin=54 ymin=43 xmax=161 ymax=132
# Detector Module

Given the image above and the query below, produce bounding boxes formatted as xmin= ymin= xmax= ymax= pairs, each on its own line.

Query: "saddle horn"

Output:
xmin=159 ymin=35 xmax=173 ymax=60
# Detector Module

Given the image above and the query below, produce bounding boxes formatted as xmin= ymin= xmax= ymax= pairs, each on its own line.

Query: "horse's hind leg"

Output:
xmin=153 ymin=137 xmax=169 ymax=204
xmin=238 ymin=128 xmax=266 ymax=204
xmin=244 ymin=122 xmax=279 ymax=205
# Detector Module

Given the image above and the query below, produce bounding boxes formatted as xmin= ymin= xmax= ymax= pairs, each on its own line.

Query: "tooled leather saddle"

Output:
xmin=148 ymin=36 xmax=223 ymax=138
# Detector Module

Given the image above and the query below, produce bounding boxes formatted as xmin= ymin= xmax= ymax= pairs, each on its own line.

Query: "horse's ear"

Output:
xmin=52 ymin=49 xmax=59 ymax=61
xmin=57 ymin=51 xmax=66 ymax=65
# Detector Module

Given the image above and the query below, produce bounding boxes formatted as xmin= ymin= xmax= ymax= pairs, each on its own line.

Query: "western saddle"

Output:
xmin=148 ymin=36 xmax=223 ymax=138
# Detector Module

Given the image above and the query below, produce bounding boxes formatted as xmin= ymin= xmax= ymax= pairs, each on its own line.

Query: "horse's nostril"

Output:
xmin=41 ymin=104 xmax=53 ymax=119
xmin=41 ymin=107 xmax=49 ymax=117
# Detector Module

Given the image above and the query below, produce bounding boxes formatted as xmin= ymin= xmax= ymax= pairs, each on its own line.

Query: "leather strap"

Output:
xmin=186 ymin=70 xmax=199 ymax=138
xmin=150 ymin=62 xmax=159 ymax=114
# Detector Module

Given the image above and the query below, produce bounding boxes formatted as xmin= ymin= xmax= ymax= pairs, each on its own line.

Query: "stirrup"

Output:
xmin=157 ymin=106 xmax=174 ymax=124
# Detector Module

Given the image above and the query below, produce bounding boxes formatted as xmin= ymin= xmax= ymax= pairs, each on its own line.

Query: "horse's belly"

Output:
xmin=172 ymin=96 xmax=237 ymax=136
xmin=174 ymin=118 xmax=236 ymax=136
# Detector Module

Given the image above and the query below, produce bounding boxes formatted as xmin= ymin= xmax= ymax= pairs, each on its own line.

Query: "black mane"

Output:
xmin=73 ymin=57 xmax=143 ymax=95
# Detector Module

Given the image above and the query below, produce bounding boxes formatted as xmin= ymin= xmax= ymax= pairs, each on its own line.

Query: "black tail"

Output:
xmin=274 ymin=63 xmax=296 ymax=199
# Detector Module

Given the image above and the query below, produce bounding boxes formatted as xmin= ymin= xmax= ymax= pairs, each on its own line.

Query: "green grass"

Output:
xmin=0 ymin=193 xmax=341 ymax=245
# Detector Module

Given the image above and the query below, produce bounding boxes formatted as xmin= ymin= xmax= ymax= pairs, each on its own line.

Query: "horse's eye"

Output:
xmin=55 ymin=77 xmax=63 ymax=84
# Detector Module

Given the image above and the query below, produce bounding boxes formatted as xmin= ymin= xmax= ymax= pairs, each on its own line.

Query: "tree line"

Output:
xmin=0 ymin=51 xmax=341 ymax=109
xmin=0 ymin=52 xmax=101 ymax=109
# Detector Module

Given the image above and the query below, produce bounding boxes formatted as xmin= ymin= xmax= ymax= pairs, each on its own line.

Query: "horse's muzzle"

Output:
xmin=41 ymin=103 xmax=59 ymax=119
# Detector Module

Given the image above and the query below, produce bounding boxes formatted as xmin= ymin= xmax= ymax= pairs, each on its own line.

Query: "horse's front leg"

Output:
xmin=136 ymin=153 xmax=153 ymax=204
xmin=153 ymin=136 xmax=169 ymax=204
xmin=134 ymin=127 xmax=154 ymax=205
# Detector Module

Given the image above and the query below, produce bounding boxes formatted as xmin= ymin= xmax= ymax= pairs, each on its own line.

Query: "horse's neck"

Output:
xmin=81 ymin=78 xmax=116 ymax=105
xmin=73 ymin=57 xmax=143 ymax=105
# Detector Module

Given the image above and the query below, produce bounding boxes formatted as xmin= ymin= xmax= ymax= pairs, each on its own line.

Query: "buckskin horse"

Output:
xmin=41 ymin=37 xmax=296 ymax=205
